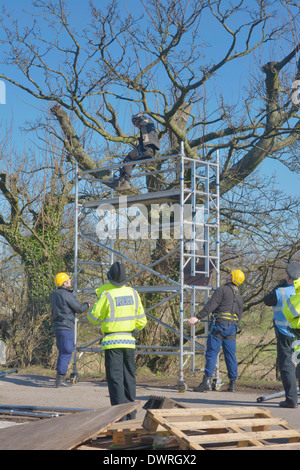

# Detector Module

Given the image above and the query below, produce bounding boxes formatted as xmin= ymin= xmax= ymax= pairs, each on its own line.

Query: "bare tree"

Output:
xmin=0 ymin=1 xmax=299 ymax=187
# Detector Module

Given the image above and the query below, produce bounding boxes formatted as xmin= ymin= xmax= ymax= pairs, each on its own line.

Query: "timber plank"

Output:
xmin=106 ymin=418 xmax=144 ymax=432
xmin=106 ymin=418 xmax=166 ymax=433
xmin=145 ymin=417 xmax=289 ymax=432
xmin=187 ymin=429 xmax=300 ymax=445
xmin=144 ymin=406 xmax=271 ymax=418
xmin=0 ymin=402 xmax=140 ymax=450
xmin=232 ymin=442 xmax=300 ymax=450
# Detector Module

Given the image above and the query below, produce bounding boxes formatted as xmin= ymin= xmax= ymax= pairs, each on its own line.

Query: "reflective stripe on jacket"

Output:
xmin=87 ymin=283 xmax=147 ymax=349
xmin=217 ymin=312 xmax=239 ymax=323
xmin=273 ymin=286 xmax=295 ymax=337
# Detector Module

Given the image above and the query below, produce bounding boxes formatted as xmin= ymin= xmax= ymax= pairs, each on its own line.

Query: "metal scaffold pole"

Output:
xmin=211 ymin=149 xmax=222 ymax=390
xmin=71 ymin=162 xmax=80 ymax=383
xmin=71 ymin=146 xmax=220 ymax=391
xmin=74 ymin=162 xmax=79 ymax=297
xmin=178 ymin=142 xmax=186 ymax=392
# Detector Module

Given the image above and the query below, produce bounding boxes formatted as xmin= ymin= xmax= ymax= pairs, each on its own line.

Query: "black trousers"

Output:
xmin=104 ymin=348 xmax=137 ymax=420
xmin=276 ymin=330 xmax=298 ymax=405
xmin=120 ymin=145 xmax=155 ymax=180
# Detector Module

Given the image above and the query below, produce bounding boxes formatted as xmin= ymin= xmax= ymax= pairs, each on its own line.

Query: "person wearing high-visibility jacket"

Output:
xmin=264 ymin=261 xmax=300 ymax=409
xmin=88 ymin=261 xmax=147 ymax=419
xmin=283 ymin=266 xmax=300 ymax=408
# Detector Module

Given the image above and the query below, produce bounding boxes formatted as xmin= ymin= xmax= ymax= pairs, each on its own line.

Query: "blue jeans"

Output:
xmin=204 ymin=323 xmax=238 ymax=381
xmin=54 ymin=329 xmax=75 ymax=375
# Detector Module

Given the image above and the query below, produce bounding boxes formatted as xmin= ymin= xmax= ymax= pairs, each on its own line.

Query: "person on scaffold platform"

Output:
xmin=103 ymin=113 xmax=160 ymax=192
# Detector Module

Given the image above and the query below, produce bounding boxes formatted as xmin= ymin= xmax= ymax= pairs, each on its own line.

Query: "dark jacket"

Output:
xmin=138 ymin=116 xmax=160 ymax=151
xmin=263 ymin=280 xmax=287 ymax=307
xmin=196 ymin=282 xmax=243 ymax=324
xmin=50 ymin=287 xmax=89 ymax=331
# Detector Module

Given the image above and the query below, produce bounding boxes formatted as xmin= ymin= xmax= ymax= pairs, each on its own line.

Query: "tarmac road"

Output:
xmin=0 ymin=372 xmax=299 ymax=431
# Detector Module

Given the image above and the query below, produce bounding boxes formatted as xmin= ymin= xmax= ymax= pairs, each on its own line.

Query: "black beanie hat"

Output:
xmin=107 ymin=261 xmax=127 ymax=287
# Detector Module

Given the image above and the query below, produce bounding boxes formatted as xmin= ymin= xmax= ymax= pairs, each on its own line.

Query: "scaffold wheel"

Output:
xmin=70 ymin=373 xmax=79 ymax=384
xmin=177 ymin=380 xmax=188 ymax=393
xmin=212 ymin=378 xmax=223 ymax=391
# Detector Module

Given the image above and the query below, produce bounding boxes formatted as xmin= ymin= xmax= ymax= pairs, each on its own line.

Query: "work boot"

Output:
xmin=227 ymin=380 xmax=236 ymax=392
xmin=193 ymin=375 xmax=212 ymax=392
xmin=103 ymin=177 xmax=131 ymax=191
xmin=55 ymin=374 xmax=72 ymax=388
xmin=279 ymin=401 xmax=298 ymax=408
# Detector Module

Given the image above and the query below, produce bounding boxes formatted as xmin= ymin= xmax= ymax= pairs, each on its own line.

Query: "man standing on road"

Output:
xmin=188 ymin=270 xmax=245 ymax=392
xmin=87 ymin=261 xmax=147 ymax=419
xmin=50 ymin=273 xmax=90 ymax=388
xmin=264 ymin=262 xmax=300 ymax=408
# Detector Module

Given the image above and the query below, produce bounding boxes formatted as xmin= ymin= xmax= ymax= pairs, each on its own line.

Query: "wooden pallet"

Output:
xmin=142 ymin=406 xmax=300 ymax=450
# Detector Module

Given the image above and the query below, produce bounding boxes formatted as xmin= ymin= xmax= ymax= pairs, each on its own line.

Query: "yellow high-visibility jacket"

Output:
xmin=87 ymin=283 xmax=147 ymax=350
xmin=283 ymin=278 xmax=300 ymax=330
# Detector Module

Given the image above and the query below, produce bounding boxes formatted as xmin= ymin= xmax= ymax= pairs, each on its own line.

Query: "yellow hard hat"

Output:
xmin=231 ymin=269 xmax=245 ymax=286
xmin=55 ymin=272 xmax=70 ymax=287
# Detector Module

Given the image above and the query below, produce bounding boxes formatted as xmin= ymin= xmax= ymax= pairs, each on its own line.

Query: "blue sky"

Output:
xmin=0 ymin=0 xmax=299 ymax=197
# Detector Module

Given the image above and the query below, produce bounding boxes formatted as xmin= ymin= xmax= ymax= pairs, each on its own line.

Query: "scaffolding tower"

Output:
xmin=72 ymin=143 xmax=220 ymax=392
